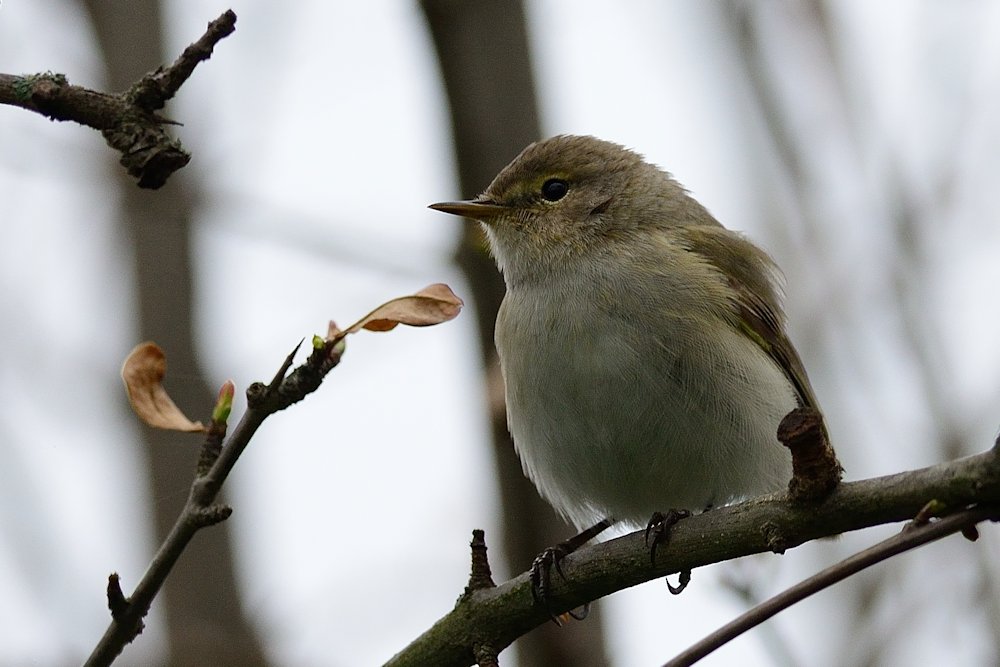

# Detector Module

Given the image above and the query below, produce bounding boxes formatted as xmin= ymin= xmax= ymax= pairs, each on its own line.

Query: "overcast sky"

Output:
xmin=2 ymin=2 xmax=1000 ymax=665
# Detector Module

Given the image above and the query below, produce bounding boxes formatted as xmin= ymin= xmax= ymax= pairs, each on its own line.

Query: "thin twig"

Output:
xmin=664 ymin=505 xmax=999 ymax=667
xmin=84 ymin=339 xmax=343 ymax=666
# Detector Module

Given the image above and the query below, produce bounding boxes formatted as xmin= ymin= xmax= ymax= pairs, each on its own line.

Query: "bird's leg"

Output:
xmin=645 ymin=509 xmax=693 ymax=594
xmin=530 ymin=518 xmax=613 ymax=623
xmin=645 ymin=509 xmax=692 ymax=562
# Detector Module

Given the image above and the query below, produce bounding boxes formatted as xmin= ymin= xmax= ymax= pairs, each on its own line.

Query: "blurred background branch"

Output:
xmin=1 ymin=1 xmax=999 ymax=665
xmin=420 ymin=1 xmax=610 ymax=663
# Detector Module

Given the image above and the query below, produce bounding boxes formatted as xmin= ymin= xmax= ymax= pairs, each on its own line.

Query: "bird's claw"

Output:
xmin=645 ymin=509 xmax=693 ymax=595
xmin=666 ymin=569 xmax=692 ymax=595
xmin=645 ymin=509 xmax=692 ymax=563
xmin=528 ymin=519 xmax=612 ymax=623
xmin=530 ymin=545 xmax=570 ymax=623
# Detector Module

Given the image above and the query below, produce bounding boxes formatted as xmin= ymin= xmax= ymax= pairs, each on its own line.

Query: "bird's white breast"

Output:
xmin=495 ymin=264 xmax=795 ymax=529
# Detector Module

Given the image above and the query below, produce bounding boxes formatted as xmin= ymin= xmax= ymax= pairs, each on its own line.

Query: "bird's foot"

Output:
xmin=645 ymin=509 xmax=693 ymax=594
xmin=530 ymin=519 xmax=612 ymax=623
xmin=529 ymin=543 xmax=568 ymax=607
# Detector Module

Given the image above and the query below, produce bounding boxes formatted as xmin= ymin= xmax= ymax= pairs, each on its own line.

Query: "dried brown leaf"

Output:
xmin=332 ymin=283 xmax=463 ymax=341
xmin=121 ymin=342 xmax=205 ymax=432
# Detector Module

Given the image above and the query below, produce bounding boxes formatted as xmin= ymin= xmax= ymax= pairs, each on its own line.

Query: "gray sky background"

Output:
xmin=2 ymin=1 xmax=1000 ymax=665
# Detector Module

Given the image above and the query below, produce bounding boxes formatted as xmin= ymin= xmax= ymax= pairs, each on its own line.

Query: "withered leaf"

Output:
xmin=332 ymin=283 xmax=463 ymax=341
xmin=121 ymin=342 xmax=206 ymax=433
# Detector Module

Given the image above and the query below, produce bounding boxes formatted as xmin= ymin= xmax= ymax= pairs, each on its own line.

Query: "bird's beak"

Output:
xmin=428 ymin=198 xmax=506 ymax=222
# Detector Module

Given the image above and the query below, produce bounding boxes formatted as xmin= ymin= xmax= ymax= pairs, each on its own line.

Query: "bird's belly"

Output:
xmin=497 ymin=289 xmax=795 ymax=529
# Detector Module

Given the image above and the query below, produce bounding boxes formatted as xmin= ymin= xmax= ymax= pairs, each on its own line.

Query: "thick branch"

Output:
xmin=387 ymin=447 xmax=1000 ymax=667
xmin=0 ymin=10 xmax=236 ymax=188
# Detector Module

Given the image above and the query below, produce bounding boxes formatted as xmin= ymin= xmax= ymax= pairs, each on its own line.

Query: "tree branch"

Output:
xmin=386 ymin=446 xmax=1000 ymax=667
xmin=87 ymin=283 xmax=461 ymax=665
xmin=665 ymin=503 xmax=998 ymax=666
xmin=0 ymin=9 xmax=236 ymax=188
xmin=84 ymin=338 xmax=343 ymax=667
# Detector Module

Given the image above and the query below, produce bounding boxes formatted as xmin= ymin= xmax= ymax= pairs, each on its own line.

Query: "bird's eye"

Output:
xmin=540 ymin=178 xmax=569 ymax=202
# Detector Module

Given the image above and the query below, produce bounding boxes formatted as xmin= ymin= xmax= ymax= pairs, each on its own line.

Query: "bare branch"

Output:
xmin=0 ymin=10 xmax=237 ymax=188
xmin=86 ymin=282 xmax=462 ymax=664
xmin=84 ymin=340 xmax=342 ymax=667
xmin=387 ymin=447 xmax=1000 ymax=667
xmin=665 ymin=504 xmax=998 ymax=666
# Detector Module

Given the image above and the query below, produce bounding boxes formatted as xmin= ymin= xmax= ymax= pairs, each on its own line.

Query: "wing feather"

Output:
xmin=676 ymin=225 xmax=822 ymax=412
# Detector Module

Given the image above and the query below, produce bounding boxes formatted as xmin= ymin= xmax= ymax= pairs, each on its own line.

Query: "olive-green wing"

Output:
xmin=677 ymin=225 xmax=822 ymax=412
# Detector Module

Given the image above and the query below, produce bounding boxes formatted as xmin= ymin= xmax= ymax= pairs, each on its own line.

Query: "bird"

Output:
xmin=430 ymin=134 xmax=822 ymax=599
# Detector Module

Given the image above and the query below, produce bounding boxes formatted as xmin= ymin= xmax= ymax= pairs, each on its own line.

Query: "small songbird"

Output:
xmin=430 ymin=135 xmax=821 ymax=542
